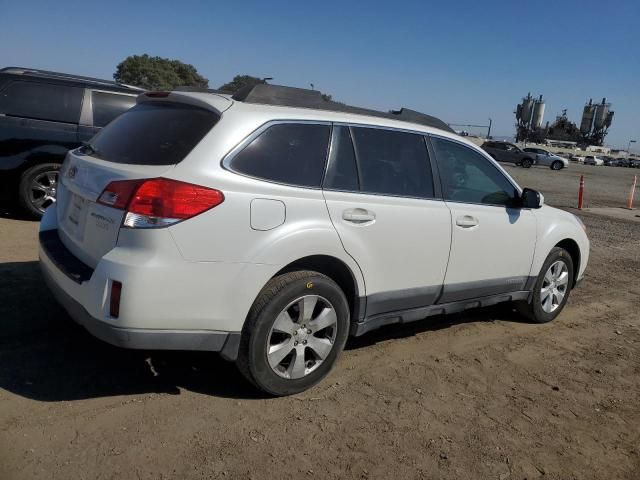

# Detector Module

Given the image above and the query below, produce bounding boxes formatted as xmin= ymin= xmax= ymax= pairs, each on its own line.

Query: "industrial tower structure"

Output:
xmin=515 ymin=94 xmax=614 ymax=146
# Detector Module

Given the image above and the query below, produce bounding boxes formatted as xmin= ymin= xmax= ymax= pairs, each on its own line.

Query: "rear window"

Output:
xmin=0 ymin=80 xmax=82 ymax=123
xmin=228 ymin=123 xmax=331 ymax=187
xmin=88 ymin=102 xmax=218 ymax=165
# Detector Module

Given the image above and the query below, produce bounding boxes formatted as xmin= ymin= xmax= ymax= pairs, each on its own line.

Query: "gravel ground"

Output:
xmin=503 ymin=162 xmax=639 ymax=209
xmin=0 ymin=163 xmax=639 ymax=480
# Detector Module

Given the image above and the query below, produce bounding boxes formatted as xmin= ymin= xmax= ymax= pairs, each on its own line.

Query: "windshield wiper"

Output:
xmin=80 ymin=141 xmax=100 ymax=156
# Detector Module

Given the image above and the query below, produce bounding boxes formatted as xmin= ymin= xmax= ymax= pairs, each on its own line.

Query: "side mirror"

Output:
xmin=521 ymin=188 xmax=544 ymax=209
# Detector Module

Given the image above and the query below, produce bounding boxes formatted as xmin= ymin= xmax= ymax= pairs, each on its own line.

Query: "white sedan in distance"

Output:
xmin=523 ymin=148 xmax=569 ymax=170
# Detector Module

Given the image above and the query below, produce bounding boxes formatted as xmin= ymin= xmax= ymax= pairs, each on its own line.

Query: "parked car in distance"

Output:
xmin=39 ymin=84 xmax=590 ymax=395
xmin=481 ymin=141 xmax=535 ymax=168
xmin=523 ymin=147 xmax=569 ymax=170
xmin=569 ymin=154 xmax=585 ymax=163
xmin=0 ymin=67 xmax=143 ymax=217
xmin=584 ymin=156 xmax=604 ymax=166
xmin=615 ymin=158 xmax=630 ymax=167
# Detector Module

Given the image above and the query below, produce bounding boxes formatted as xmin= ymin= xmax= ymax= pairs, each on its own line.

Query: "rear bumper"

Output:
xmin=40 ymin=248 xmax=241 ymax=359
xmin=38 ymin=203 xmax=255 ymax=360
xmin=40 ymin=260 xmax=239 ymax=356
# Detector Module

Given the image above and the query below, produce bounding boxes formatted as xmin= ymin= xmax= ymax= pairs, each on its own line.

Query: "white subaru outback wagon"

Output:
xmin=40 ymin=84 xmax=589 ymax=395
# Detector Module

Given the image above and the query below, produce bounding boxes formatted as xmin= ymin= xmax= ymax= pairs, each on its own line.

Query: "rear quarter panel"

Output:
xmin=165 ymin=110 xmax=366 ymax=313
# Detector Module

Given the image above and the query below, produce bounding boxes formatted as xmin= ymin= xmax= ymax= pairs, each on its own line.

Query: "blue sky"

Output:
xmin=1 ymin=0 xmax=638 ymax=149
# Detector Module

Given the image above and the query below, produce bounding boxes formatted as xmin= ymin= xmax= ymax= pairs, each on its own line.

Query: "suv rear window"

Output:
xmin=228 ymin=123 xmax=331 ymax=187
xmin=0 ymin=81 xmax=82 ymax=123
xmin=88 ymin=102 xmax=218 ymax=165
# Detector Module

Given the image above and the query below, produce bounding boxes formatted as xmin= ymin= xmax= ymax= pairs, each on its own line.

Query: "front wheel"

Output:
xmin=521 ymin=158 xmax=533 ymax=168
xmin=236 ymin=271 xmax=350 ymax=396
xmin=516 ymin=247 xmax=574 ymax=323
xmin=551 ymin=160 xmax=563 ymax=170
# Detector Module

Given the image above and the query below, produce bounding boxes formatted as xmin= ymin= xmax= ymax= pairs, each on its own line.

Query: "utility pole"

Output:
xmin=487 ymin=118 xmax=492 ymax=139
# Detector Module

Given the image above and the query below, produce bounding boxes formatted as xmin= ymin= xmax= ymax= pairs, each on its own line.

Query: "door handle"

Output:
xmin=343 ymin=208 xmax=375 ymax=224
xmin=455 ymin=215 xmax=479 ymax=228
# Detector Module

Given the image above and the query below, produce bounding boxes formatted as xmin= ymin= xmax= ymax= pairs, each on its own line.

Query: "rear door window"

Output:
xmin=0 ymin=81 xmax=82 ymax=123
xmin=88 ymin=102 xmax=219 ymax=165
xmin=351 ymin=127 xmax=434 ymax=198
xmin=228 ymin=123 xmax=331 ymax=188
xmin=91 ymin=91 xmax=137 ymax=127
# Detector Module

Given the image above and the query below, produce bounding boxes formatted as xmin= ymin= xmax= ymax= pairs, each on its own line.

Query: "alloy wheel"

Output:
xmin=266 ymin=295 xmax=338 ymax=379
xmin=29 ymin=170 xmax=58 ymax=213
xmin=540 ymin=260 xmax=569 ymax=313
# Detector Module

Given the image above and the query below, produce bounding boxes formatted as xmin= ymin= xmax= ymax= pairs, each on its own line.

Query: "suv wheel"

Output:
xmin=516 ymin=247 xmax=574 ymax=323
xmin=521 ymin=158 xmax=533 ymax=168
xmin=237 ymin=271 xmax=350 ymax=396
xmin=551 ymin=160 xmax=563 ymax=170
xmin=19 ymin=163 xmax=60 ymax=219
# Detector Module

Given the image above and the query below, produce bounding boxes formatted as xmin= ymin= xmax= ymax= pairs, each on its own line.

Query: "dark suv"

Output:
xmin=482 ymin=141 xmax=535 ymax=168
xmin=0 ymin=67 xmax=142 ymax=217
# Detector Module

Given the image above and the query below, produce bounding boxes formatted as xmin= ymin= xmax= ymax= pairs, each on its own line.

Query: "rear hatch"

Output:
xmin=56 ymin=94 xmax=228 ymax=268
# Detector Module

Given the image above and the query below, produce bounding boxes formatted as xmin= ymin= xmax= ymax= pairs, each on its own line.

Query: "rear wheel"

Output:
xmin=551 ymin=160 xmax=563 ymax=170
xmin=521 ymin=158 xmax=533 ymax=168
xmin=237 ymin=271 xmax=350 ymax=396
xmin=516 ymin=247 xmax=574 ymax=323
xmin=18 ymin=163 xmax=60 ymax=219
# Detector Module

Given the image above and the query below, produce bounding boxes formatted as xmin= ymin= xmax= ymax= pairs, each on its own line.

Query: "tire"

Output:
xmin=18 ymin=163 xmax=61 ymax=219
xmin=236 ymin=271 xmax=350 ymax=396
xmin=521 ymin=158 xmax=533 ymax=168
xmin=551 ymin=161 xmax=563 ymax=170
xmin=516 ymin=247 xmax=574 ymax=324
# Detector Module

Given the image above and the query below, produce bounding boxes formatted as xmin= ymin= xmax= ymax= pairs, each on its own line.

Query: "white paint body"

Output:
xmin=40 ymin=91 xmax=590 ymax=340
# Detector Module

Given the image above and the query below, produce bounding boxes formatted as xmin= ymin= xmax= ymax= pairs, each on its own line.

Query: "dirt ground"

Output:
xmin=1 ymin=163 xmax=638 ymax=480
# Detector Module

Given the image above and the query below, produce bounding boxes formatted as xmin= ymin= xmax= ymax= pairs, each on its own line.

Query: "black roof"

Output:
xmin=0 ymin=67 xmax=144 ymax=93
xmin=231 ymin=84 xmax=454 ymax=133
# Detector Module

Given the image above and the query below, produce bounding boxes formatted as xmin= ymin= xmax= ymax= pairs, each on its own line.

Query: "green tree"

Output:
xmin=113 ymin=54 xmax=208 ymax=90
xmin=218 ymin=75 xmax=267 ymax=93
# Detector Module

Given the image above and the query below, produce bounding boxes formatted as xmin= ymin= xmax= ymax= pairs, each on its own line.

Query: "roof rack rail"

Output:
xmin=174 ymin=86 xmax=228 ymax=94
xmin=0 ymin=66 xmax=145 ymax=91
xmin=231 ymin=84 xmax=453 ymax=133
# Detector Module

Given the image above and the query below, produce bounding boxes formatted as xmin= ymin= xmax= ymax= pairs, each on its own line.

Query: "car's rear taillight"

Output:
xmin=97 ymin=178 xmax=224 ymax=228
xmin=98 ymin=179 xmax=144 ymax=209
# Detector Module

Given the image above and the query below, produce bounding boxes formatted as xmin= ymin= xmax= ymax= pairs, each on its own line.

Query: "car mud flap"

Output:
xmin=220 ymin=333 xmax=241 ymax=361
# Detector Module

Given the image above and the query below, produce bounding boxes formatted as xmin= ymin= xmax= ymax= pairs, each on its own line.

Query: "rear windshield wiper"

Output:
xmin=79 ymin=142 xmax=100 ymax=156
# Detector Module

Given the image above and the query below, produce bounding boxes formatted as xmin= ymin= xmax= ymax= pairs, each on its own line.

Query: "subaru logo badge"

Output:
xmin=68 ymin=166 xmax=77 ymax=179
